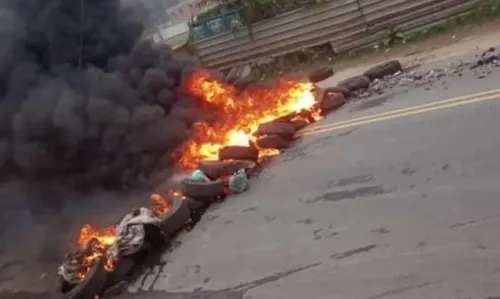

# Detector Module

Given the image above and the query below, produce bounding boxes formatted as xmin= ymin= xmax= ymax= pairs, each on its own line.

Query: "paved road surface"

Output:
xmin=122 ymin=54 xmax=500 ymax=299
xmin=4 ymin=51 xmax=500 ymax=299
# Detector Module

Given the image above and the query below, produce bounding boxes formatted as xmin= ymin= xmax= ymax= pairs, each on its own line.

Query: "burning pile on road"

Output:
xmin=179 ymin=69 xmax=322 ymax=168
xmin=58 ymin=193 xmax=172 ymax=287
xmin=57 ymin=68 xmax=339 ymax=298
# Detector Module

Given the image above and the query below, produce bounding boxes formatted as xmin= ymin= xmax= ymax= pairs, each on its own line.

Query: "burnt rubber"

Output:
xmin=323 ymin=86 xmax=349 ymax=98
xmin=363 ymin=60 xmax=402 ymax=80
xmin=59 ymin=257 xmax=108 ymax=299
xmin=159 ymin=195 xmax=191 ymax=237
xmin=257 ymin=121 xmax=296 ymax=138
xmin=337 ymin=75 xmax=370 ymax=93
xmin=181 ymin=178 xmax=225 ymax=199
xmin=320 ymin=92 xmax=346 ymax=113
xmin=308 ymin=68 xmax=334 ymax=83
xmin=290 ymin=118 xmax=309 ymax=131
xmin=103 ymin=256 xmax=136 ymax=289
xmin=199 ymin=160 xmax=256 ymax=180
xmin=219 ymin=146 xmax=259 ymax=162
xmin=256 ymin=134 xmax=290 ymax=149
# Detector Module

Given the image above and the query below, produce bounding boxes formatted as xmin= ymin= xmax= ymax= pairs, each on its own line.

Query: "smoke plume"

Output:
xmin=0 ymin=0 xmax=206 ymax=282
xmin=0 ymin=0 xmax=202 ymax=189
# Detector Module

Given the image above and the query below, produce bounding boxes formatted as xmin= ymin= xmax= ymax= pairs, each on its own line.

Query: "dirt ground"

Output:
xmin=284 ymin=19 xmax=500 ymax=86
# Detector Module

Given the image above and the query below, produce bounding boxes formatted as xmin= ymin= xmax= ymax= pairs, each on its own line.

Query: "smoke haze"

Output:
xmin=0 ymin=0 xmax=205 ymax=289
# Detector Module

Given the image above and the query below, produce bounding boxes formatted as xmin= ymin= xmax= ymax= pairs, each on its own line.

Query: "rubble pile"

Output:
xmin=349 ymin=47 xmax=500 ymax=100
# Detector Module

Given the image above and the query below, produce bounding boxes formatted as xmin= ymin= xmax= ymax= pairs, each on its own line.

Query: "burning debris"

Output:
xmin=55 ymin=69 xmax=327 ymax=297
xmin=179 ymin=69 xmax=322 ymax=168
xmin=57 ymin=194 xmax=172 ymax=292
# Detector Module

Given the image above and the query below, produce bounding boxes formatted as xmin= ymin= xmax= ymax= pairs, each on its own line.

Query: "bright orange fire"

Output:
xmin=71 ymin=70 xmax=320 ymax=283
xmin=179 ymin=70 xmax=321 ymax=169
xmin=74 ymin=193 xmax=174 ymax=280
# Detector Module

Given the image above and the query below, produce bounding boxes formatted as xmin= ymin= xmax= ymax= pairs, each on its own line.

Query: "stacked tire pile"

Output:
xmin=336 ymin=60 xmax=402 ymax=98
xmin=181 ymin=155 xmax=258 ymax=201
xmin=59 ymin=60 xmax=405 ymax=299
xmin=307 ymin=60 xmax=403 ymax=114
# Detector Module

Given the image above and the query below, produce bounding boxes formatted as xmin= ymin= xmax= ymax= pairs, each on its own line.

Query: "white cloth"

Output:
xmin=107 ymin=207 xmax=160 ymax=262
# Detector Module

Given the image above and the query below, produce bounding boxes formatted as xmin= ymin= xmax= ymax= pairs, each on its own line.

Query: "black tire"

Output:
xmin=199 ymin=160 xmax=256 ymax=180
xmin=59 ymin=257 xmax=108 ymax=299
xmin=337 ymin=75 xmax=370 ymax=93
xmin=320 ymin=92 xmax=346 ymax=113
xmin=181 ymin=178 xmax=225 ymax=199
xmin=158 ymin=195 xmax=191 ymax=237
xmin=256 ymin=134 xmax=291 ymax=149
xmin=103 ymin=256 xmax=136 ymax=290
xmin=219 ymin=146 xmax=259 ymax=162
xmin=257 ymin=121 xmax=296 ymax=138
xmin=308 ymin=68 xmax=334 ymax=83
xmin=323 ymin=86 xmax=349 ymax=98
xmin=290 ymin=118 xmax=309 ymax=131
xmin=364 ymin=60 xmax=402 ymax=80
xmin=185 ymin=196 xmax=209 ymax=212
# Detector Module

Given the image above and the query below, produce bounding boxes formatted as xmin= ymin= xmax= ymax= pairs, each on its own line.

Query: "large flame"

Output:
xmin=72 ymin=70 xmax=320 ymax=282
xmin=179 ymin=70 xmax=320 ymax=169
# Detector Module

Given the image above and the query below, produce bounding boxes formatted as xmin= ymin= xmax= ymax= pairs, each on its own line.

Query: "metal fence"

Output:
xmin=192 ymin=0 xmax=481 ymax=70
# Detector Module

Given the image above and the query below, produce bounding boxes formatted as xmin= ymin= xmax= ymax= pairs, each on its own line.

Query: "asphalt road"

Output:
xmin=4 ymin=51 xmax=500 ymax=299
xmin=120 ymin=54 xmax=500 ymax=299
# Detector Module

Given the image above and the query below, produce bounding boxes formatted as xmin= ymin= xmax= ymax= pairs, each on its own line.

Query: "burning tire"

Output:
xmin=364 ymin=60 xmax=402 ymax=80
xmin=219 ymin=146 xmax=259 ymax=162
xmin=58 ymin=257 xmax=108 ymax=299
xmin=337 ymin=75 xmax=370 ymax=93
xmin=323 ymin=86 xmax=349 ymax=98
xmin=290 ymin=118 xmax=309 ymax=131
xmin=199 ymin=160 xmax=256 ymax=180
xmin=257 ymin=121 xmax=296 ymax=139
xmin=103 ymin=256 xmax=136 ymax=290
xmin=159 ymin=195 xmax=190 ymax=237
xmin=256 ymin=134 xmax=291 ymax=149
xmin=181 ymin=178 xmax=225 ymax=199
xmin=309 ymin=68 xmax=334 ymax=83
xmin=320 ymin=92 xmax=346 ymax=113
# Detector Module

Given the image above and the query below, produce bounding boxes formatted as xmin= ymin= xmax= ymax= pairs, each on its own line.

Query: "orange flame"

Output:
xmin=74 ymin=193 xmax=176 ymax=280
xmin=179 ymin=70 xmax=321 ymax=169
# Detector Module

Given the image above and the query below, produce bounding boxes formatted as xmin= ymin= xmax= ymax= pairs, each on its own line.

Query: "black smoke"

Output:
xmin=0 ymin=0 xmax=203 ymax=189
xmin=0 ymin=0 xmax=205 ymax=283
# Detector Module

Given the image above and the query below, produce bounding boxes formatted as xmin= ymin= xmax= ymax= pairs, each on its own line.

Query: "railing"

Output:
xmin=192 ymin=0 xmax=481 ymax=70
